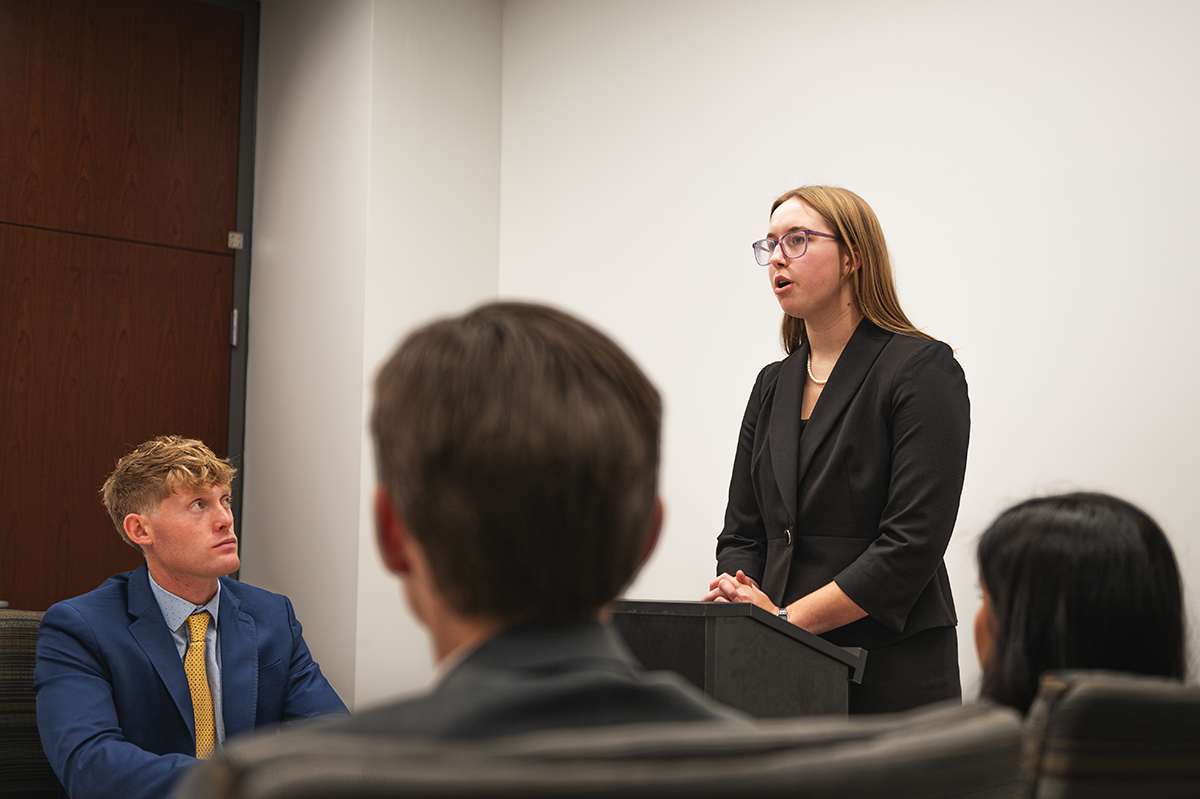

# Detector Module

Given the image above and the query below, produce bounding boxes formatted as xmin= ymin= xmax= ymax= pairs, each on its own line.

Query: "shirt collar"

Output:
xmin=148 ymin=572 xmax=222 ymax=634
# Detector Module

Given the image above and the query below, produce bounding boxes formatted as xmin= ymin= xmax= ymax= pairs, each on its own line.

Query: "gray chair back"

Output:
xmin=177 ymin=700 xmax=1023 ymax=799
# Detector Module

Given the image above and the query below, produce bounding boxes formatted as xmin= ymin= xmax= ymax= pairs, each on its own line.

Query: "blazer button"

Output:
xmin=784 ymin=528 xmax=792 ymax=546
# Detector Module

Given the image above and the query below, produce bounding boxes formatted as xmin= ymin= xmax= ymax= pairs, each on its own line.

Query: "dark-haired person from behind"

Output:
xmin=974 ymin=492 xmax=1187 ymax=715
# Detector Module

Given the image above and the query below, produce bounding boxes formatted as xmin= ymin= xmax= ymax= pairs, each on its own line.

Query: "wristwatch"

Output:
xmin=776 ymin=606 xmax=789 ymax=622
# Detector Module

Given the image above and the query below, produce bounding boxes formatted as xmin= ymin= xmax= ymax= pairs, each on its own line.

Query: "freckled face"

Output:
xmin=141 ymin=484 xmax=240 ymax=584
xmin=765 ymin=197 xmax=856 ymax=321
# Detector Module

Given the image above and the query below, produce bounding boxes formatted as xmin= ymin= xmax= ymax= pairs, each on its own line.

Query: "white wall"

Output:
xmin=356 ymin=0 xmax=502 ymax=706
xmin=248 ymin=0 xmax=1200 ymax=708
xmin=247 ymin=0 xmax=500 ymax=708
xmin=242 ymin=0 xmax=374 ymax=706
xmin=498 ymin=0 xmax=1200 ymax=699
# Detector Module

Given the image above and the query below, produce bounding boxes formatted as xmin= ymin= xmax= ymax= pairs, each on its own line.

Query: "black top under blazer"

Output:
xmin=716 ymin=319 xmax=970 ymax=651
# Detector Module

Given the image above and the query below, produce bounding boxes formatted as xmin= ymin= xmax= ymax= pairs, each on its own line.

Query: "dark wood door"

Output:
xmin=0 ymin=0 xmax=246 ymax=610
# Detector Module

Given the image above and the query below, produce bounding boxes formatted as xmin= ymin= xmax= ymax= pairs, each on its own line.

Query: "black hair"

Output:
xmin=977 ymin=492 xmax=1186 ymax=714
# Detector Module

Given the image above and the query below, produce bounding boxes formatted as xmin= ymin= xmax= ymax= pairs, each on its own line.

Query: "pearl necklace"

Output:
xmin=807 ymin=354 xmax=829 ymax=386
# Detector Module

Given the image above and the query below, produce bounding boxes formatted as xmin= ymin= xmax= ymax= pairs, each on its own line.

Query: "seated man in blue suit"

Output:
xmin=34 ymin=436 xmax=347 ymax=799
xmin=178 ymin=302 xmax=740 ymax=796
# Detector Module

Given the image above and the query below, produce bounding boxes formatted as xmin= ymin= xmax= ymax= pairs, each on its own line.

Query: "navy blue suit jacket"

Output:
xmin=34 ymin=564 xmax=346 ymax=799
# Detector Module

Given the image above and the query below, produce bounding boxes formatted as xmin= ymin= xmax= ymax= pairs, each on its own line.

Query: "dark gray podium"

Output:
xmin=611 ymin=599 xmax=866 ymax=717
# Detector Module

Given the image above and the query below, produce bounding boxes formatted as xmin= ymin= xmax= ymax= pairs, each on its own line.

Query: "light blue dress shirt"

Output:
xmin=148 ymin=574 xmax=226 ymax=746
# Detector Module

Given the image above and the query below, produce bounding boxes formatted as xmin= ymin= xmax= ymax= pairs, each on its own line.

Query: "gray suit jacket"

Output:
xmin=340 ymin=619 xmax=743 ymax=738
xmin=174 ymin=618 xmax=745 ymax=798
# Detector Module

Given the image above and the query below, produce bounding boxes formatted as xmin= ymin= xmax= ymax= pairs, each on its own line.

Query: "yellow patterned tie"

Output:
xmin=184 ymin=612 xmax=216 ymax=758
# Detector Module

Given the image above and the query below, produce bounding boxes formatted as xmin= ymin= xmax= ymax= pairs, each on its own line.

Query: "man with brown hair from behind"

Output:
xmin=349 ymin=302 xmax=738 ymax=734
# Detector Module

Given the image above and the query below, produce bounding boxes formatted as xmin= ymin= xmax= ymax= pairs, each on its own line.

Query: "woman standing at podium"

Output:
xmin=704 ymin=186 xmax=969 ymax=714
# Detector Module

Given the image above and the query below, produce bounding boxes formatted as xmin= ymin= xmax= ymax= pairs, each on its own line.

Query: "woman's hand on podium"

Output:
xmin=701 ymin=570 xmax=779 ymax=615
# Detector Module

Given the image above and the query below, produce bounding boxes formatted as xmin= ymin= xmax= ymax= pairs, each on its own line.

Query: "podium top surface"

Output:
xmin=611 ymin=599 xmax=865 ymax=683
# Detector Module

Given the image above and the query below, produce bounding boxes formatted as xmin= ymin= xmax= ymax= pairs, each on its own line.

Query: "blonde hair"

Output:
xmin=771 ymin=186 xmax=932 ymax=354
xmin=101 ymin=436 xmax=236 ymax=551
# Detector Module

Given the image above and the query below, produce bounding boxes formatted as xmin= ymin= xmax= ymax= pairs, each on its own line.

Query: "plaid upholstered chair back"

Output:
xmin=0 ymin=610 xmax=57 ymax=799
xmin=1024 ymin=670 xmax=1200 ymax=799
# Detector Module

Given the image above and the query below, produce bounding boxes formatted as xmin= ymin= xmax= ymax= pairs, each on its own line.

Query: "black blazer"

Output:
xmin=716 ymin=319 xmax=969 ymax=650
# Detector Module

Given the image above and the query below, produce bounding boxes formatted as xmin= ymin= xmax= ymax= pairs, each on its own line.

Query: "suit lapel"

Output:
xmin=769 ymin=342 xmax=808 ymax=526
xmin=797 ymin=320 xmax=891 ymax=487
xmin=217 ymin=582 xmax=259 ymax=736
xmin=126 ymin=564 xmax=195 ymax=732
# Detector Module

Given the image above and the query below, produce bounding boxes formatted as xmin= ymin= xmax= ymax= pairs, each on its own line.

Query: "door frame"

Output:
xmin=204 ymin=0 xmax=259 ymax=537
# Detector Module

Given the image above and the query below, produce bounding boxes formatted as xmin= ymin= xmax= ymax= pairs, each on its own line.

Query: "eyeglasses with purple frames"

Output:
xmin=751 ymin=229 xmax=841 ymax=266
